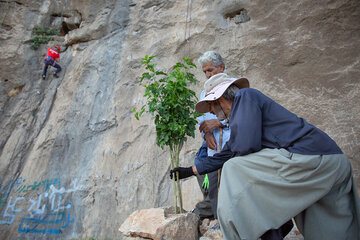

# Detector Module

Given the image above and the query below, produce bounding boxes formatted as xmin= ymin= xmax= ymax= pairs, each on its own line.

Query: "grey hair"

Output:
xmin=222 ymin=85 xmax=240 ymax=101
xmin=198 ymin=51 xmax=225 ymax=69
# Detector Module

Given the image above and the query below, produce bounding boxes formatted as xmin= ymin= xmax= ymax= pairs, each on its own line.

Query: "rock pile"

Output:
xmin=119 ymin=207 xmax=199 ymax=240
xmin=119 ymin=207 xmax=304 ymax=240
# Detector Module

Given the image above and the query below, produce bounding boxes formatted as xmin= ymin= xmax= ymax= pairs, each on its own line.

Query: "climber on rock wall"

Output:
xmin=42 ymin=45 xmax=62 ymax=80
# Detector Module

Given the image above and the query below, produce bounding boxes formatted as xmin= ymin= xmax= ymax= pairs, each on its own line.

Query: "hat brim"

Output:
xmin=195 ymin=77 xmax=249 ymax=113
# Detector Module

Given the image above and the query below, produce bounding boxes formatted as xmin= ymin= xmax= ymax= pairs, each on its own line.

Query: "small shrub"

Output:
xmin=31 ymin=27 xmax=60 ymax=50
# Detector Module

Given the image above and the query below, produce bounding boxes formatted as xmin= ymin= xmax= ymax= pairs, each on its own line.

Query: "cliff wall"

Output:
xmin=0 ymin=0 xmax=359 ymax=239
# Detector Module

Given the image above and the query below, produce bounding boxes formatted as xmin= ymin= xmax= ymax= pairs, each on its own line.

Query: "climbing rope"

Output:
xmin=0 ymin=0 xmax=9 ymax=26
xmin=184 ymin=0 xmax=193 ymax=58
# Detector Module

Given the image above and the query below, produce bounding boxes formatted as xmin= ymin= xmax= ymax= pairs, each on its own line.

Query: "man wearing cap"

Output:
xmin=170 ymin=73 xmax=360 ymax=240
xmin=42 ymin=45 xmax=62 ymax=80
xmin=193 ymin=51 xmax=234 ymax=220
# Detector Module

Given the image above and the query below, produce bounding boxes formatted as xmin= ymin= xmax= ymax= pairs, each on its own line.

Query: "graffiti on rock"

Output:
xmin=0 ymin=178 xmax=82 ymax=235
xmin=0 ymin=177 xmax=61 ymax=194
xmin=18 ymin=211 xmax=74 ymax=234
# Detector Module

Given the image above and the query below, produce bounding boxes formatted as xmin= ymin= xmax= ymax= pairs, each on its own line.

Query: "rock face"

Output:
xmin=199 ymin=219 xmax=223 ymax=240
xmin=0 ymin=0 xmax=359 ymax=239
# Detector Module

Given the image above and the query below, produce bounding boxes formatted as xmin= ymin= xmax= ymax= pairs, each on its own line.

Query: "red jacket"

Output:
xmin=45 ymin=48 xmax=60 ymax=61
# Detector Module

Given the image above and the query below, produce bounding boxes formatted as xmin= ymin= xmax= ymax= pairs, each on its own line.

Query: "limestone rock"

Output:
xmin=62 ymin=11 xmax=82 ymax=32
xmin=199 ymin=219 xmax=223 ymax=240
xmin=199 ymin=218 xmax=211 ymax=235
xmin=200 ymin=229 xmax=223 ymax=240
xmin=119 ymin=207 xmax=199 ymax=240
xmin=0 ymin=0 xmax=359 ymax=239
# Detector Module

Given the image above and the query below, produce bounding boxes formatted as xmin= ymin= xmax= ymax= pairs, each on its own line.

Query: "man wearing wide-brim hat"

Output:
xmin=170 ymin=73 xmax=360 ymax=240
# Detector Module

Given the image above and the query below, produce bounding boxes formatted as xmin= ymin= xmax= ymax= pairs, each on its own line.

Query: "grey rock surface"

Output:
xmin=119 ymin=207 xmax=199 ymax=240
xmin=0 ymin=0 xmax=359 ymax=239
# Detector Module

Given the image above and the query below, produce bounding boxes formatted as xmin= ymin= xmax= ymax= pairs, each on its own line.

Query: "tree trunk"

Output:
xmin=170 ymin=141 xmax=184 ymax=214
xmin=169 ymin=147 xmax=178 ymax=214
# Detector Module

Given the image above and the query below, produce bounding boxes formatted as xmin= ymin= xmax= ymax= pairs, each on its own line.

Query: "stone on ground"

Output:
xmin=119 ymin=207 xmax=199 ymax=240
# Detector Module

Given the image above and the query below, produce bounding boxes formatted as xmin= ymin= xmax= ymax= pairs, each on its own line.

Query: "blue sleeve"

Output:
xmin=228 ymin=89 xmax=262 ymax=155
xmin=220 ymin=119 xmax=229 ymax=127
xmin=195 ymin=147 xmax=235 ymax=174
xmin=194 ymin=141 xmax=208 ymax=165
xmin=197 ymin=113 xmax=217 ymax=139
xmin=197 ymin=90 xmax=206 ymax=137
xmin=197 ymin=114 xmax=206 ymax=127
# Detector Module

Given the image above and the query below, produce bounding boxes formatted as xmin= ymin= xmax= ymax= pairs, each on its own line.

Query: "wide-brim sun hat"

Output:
xmin=195 ymin=73 xmax=249 ymax=113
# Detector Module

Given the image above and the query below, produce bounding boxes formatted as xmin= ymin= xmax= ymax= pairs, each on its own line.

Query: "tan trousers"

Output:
xmin=217 ymin=148 xmax=360 ymax=240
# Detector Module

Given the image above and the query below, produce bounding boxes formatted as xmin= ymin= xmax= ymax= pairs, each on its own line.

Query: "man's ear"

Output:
xmin=219 ymin=63 xmax=225 ymax=72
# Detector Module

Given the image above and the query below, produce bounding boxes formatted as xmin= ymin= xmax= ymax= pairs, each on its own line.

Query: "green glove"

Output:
xmin=202 ymin=174 xmax=209 ymax=190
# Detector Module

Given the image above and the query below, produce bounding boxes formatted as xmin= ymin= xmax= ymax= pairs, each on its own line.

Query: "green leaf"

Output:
xmin=133 ymin=55 xmax=199 ymax=149
xmin=31 ymin=26 xmax=59 ymax=50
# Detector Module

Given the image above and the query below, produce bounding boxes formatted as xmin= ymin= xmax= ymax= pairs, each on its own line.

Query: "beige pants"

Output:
xmin=217 ymin=148 xmax=360 ymax=240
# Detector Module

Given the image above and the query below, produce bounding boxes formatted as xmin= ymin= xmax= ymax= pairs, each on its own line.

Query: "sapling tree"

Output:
xmin=133 ymin=55 xmax=200 ymax=214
